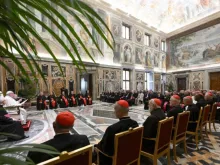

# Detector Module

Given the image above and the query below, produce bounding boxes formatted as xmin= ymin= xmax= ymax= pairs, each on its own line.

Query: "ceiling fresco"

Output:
xmin=102 ymin=0 xmax=220 ymax=33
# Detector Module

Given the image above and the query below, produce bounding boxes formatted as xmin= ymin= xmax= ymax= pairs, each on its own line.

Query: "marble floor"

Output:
xmin=1 ymin=101 xmax=220 ymax=165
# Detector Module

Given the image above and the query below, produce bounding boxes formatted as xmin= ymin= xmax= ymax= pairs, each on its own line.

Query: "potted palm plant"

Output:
xmin=0 ymin=0 xmax=114 ymax=164
xmin=17 ymin=77 xmax=37 ymax=109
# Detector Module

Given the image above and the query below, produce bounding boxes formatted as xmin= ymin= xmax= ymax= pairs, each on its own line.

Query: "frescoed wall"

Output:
xmin=168 ymin=23 xmax=220 ymax=70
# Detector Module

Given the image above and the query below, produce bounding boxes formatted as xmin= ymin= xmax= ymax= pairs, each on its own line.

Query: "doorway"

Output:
xmin=210 ymin=72 xmax=220 ymax=91
xmin=177 ymin=78 xmax=186 ymax=91
xmin=80 ymin=74 xmax=93 ymax=96
xmin=7 ymin=79 xmax=15 ymax=92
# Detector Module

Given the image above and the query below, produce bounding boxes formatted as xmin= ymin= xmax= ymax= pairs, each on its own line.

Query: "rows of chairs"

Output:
xmin=38 ymin=104 xmax=218 ymax=165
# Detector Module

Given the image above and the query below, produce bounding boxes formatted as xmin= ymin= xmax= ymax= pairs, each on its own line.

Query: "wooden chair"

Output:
xmin=200 ymin=105 xmax=210 ymax=140
xmin=95 ymin=126 xmax=143 ymax=165
xmin=141 ymin=117 xmax=174 ymax=165
xmin=171 ymin=111 xmax=190 ymax=162
xmin=208 ymin=103 xmax=217 ymax=133
xmin=186 ymin=107 xmax=203 ymax=150
xmin=38 ymin=145 xmax=92 ymax=165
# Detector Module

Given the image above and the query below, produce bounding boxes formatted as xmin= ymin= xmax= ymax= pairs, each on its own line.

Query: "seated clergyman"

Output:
xmin=28 ymin=111 xmax=90 ymax=164
xmin=93 ymin=100 xmax=138 ymax=165
xmin=183 ymin=96 xmax=200 ymax=132
xmin=142 ymin=99 xmax=165 ymax=154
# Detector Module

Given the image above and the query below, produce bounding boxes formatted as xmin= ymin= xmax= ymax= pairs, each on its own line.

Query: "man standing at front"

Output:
xmin=94 ymin=100 xmax=138 ymax=165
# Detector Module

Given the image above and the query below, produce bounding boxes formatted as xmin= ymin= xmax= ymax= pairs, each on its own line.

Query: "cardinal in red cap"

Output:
xmin=204 ymin=92 xmax=214 ymax=110
xmin=149 ymin=98 xmax=161 ymax=113
xmin=183 ymin=96 xmax=200 ymax=132
xmin=142 ymin=98 xmax=165 ymax=154
xmin=94 ymin=101 xmax=138 ymax=165
xmin=114 ymin=100 xmax=130 ymax=119
xmin=167 ymin=95 xmax=183 ymax=124
xmin=55 ymin=111 xmax=75 ymax=128
xmin=28 ymin=111 xmax=90 ymax=164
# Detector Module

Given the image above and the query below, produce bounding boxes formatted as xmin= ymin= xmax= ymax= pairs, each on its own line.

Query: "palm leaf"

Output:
xmin=0 ymin=0 xmax=114 ymax=81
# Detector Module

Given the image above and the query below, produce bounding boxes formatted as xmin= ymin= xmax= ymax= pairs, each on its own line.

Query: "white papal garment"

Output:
xmin=3 ymin=96 xmax=27 ymax=125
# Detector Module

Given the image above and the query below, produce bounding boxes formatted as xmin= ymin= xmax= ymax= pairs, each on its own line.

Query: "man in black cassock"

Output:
xmin=36 ymin=92 xmax=46 ymax=110
xmin=76 ymin=91 xmax=85 ymax=106
xmin=195 ymin=93 xmax=206 ymax=110
xmin=204 ymin=92 xmax=214 ymax=111
xmin=142 ymin=98 xmax=165 ymax=159
xmin=48 ymin=93 xmax=57 ymax=109
xmin=69 ymin=91 xmax=77 ymax=107
xmin=27 ymin=111 xmax=89 ymax=164
xmin=167 ymin=95 xmax=183 ymax=125
xmin=93 ymin=100 xmax=138 ymax=165
xmin=60 ymin=87 xmax=68 ymax=97
xmin=183 ymin=96 xmax=200 ymax=132
xmin=85 ymin=90 xmax=92 ymax=105
xmin=59 ymin=91 xmax=69 ymax=108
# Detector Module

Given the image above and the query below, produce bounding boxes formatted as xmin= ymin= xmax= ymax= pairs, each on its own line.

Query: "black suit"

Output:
xmin=205 ymin=99 xmax=214 ymax=111
xmin=142 ymin=108 xmax=165 ymax=153
xmin=28 ymin=133 xmax=90 ymax=164
xmin=167 ymin=105 xmax=183 ymax=125
xmin=96 ymin=117 xmax=138 ymax=165
xmin=186 ymin=104 xmax=200 ymax=132
xmin=196 ymin=98 xmax=206 ymax=110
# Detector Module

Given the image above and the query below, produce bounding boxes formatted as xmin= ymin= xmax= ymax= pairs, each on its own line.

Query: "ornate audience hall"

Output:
xmin=0 ymin=0 xmax=220 ymax=165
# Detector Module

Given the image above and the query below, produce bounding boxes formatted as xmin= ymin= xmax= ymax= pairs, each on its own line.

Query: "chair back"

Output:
xmin=174 ymin=111 xmax=190 ymax=140
xmin=154 ymin=117 xmax=174 ymax=155
xmin=113 ymin=127 xmax=143 ymax=165
xmin=195 ymin=107 xmax=203 ymax=131
xmin=201 ymin=105 xmax=210 ymax=127
xmin=209 ymin=103 xmax=217 ymax=121
xmin=38 ymin=145 xmax=92 ymax=165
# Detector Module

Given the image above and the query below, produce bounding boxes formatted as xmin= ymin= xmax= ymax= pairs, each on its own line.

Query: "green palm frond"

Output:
xmin=0 ymin=0 xmax=114 ymax=84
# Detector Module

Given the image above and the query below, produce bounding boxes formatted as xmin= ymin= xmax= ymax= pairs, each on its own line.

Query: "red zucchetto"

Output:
xmin=117 ymin=100 xmax=129 ymax=108
xmin=172 ymin=95 xmax=180 ymax=100
xmin=56 ymin=111 xmax=75 ymax=127
xmin=206 ymin=92 xmax=213 ymax=96
xmin=152 ymin=98 xmax=161 ymax=106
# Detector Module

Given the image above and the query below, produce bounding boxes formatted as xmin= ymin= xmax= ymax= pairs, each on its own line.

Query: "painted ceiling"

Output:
xmin=102 ymin=0 xmax=220 ymax=33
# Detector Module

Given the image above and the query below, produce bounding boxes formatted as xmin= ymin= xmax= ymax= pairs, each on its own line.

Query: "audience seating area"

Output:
xmin=35 ymin=103 xmax=218 ymax=165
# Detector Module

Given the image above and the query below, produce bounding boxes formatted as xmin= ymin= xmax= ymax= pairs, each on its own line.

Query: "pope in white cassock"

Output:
xmin=3 ymin=91 xmax=27 ymax=125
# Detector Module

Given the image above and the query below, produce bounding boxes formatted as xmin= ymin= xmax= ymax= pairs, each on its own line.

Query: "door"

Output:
xmin=210 ymin=72 xmax=220 ymax=91
xmin=177 ymin=78 xmax=186 ymax=91
xmin=80 ymin=74 xmax=93 ymax=96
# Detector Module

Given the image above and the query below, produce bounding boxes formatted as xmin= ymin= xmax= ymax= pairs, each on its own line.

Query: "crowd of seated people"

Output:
xmin=28 ymin=89 xmax=220 ymax=164
xmin=100 ymin=90 xmax=144 ymax=106
xmin=2 ymin=88 xmax=216 ymax=164
xmin=36 ymin=89 xmax=93 ymax=110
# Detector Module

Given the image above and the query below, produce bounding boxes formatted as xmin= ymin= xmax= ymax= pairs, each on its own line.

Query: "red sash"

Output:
xmin=71 ymin=96 xmax=76 ymax=104
xmin=163 ymin=102 xmax=168 ymax=112
xmin=39 ymin=99 xmax=42 ymax=104
xmin=62 ymin=96 xmax=69 ymax=107
xmin=88 ymin=96 xmax=92 ymax=104
xmin=51 ymin=98 xmax=56 ymax=108
xmin=44 ymin=100 xmax=47 ymax=109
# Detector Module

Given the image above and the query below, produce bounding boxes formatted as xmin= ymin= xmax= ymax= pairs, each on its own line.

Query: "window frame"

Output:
xmin=122 ymin=24 xmax=131 ymax=40
xmin=144 ymin=33 xmax=151 ymax=46
xmin=123 ymin=69 xmax=130 ymax=90
xmin=161 ymin=41 xmax=166 ymax=51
